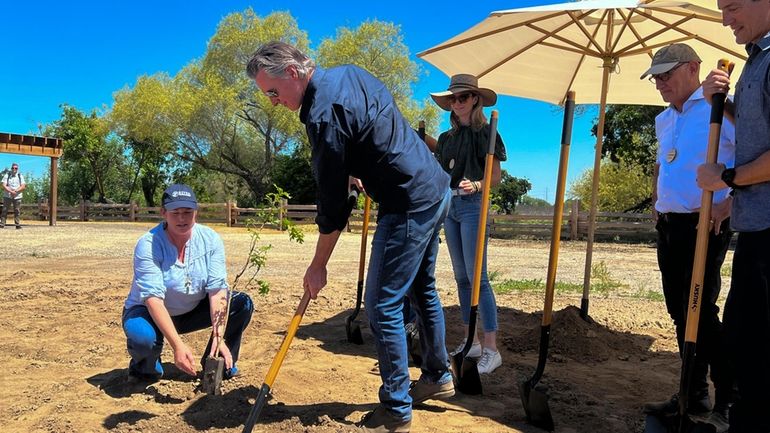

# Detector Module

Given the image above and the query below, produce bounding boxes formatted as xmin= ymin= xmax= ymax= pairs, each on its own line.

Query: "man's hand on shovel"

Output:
xmin=304 ymin=263 xmax=328 ymax=300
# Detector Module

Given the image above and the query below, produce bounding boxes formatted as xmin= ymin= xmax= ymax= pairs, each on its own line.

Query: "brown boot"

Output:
xmin=358 ymin=406 xmax=411 ymax=433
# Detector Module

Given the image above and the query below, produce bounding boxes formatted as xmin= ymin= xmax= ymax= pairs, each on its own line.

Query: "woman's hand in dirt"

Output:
xmin=173 ymin=342 xmax=198 ymax=376
xmin=210 ymin=341 xmax=234 ymax=370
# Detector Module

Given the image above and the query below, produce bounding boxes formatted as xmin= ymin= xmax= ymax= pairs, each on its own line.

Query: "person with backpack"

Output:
xmin=1 ymin=163 xmax=26 ymax=229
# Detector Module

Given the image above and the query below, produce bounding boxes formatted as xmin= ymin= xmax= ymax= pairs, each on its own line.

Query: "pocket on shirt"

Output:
xmin=738 ymin=79 xmax=764 ymax=121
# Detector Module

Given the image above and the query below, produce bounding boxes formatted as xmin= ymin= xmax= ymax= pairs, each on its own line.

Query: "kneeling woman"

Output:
xmin=122 ymin=184 xmax=253 ymax=381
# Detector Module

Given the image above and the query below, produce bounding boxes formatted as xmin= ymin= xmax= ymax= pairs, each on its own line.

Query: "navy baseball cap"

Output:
xmin=162 ymin=184 xmax=198 ymax=210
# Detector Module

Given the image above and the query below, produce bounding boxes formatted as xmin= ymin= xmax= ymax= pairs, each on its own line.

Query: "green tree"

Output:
xmin=519 ymin=195 xmax=552 ymax=208
xmin=592 ymin=105 xmax=662 ymax=175
xmin=272 ymin=149 xmax=316 ymax=204
xmin=110 ymin=74 xmax=176 ymax=206
xmin=170 ymin=10 xmax=309 ymax=200
xmin=569 ymin=160 xmax=652 ymax=212
xmin=51 ymin=105 xmax=128 ymax=203
xmin=316 ymin=20 xmax=441 ymax=134
xmin=17 ymin=172 xmax=47 ymax=204
xmin=491 ymin=170 xmax=532 ymax=214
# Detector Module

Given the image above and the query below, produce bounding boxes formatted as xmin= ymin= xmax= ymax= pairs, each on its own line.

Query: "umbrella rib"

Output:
xmin=477 ymin=14 xmax=601 ymax=79
xmin=614 ymin=9 xmax=655 ymax=61
xmin=609 ymin=8 xmax=637 ymax=54
xmin=621 ymin=36 xmax=698 ymax=57
xmin=645 ymin=6 xmax=724 ymax=24
xmin=527 ymin=23 xmax=603 ymax=57
xmin=566 ymin=9 xmax=608 ymax=55
xmin=539 ymin=41 xmax=602 ymax=57
xmin=614 ymin=14 xmax=697 ymax=56
xmin=562 ymin=15 xmax=606 ymax=105
xmin=418 ymin=10 xmax=568 ymax=57
xmin=631 ymin=9 xmax=747 ymax=60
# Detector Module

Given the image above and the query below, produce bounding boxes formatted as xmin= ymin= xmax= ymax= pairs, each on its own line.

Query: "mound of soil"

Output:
xmin=503 ymin=306 xmax=655 ymax=363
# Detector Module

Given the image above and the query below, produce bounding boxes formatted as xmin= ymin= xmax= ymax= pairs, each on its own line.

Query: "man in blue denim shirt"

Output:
xmin=122 ymin=184 xmax=253 ymax=382
xmin=248 ymin=41 xmax=452 ymax=433
xmin=699 ymin=1 xmax=770 ymax=431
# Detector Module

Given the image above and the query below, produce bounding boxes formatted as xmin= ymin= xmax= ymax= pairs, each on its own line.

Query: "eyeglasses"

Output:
xmin=448 ymin=93 xmax=474 ymax=105
xmin=648 ymin=63 xmax=687 ymax=83
xmin=264 ymin=89 xmax=279 ymax=98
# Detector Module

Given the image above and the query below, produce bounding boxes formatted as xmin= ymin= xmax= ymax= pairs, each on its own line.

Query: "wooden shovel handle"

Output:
xmin=469 ymin=111 xmax=498 ymax=307
xmin=264 ymin=291 xmax=311 ymax=386
xmin=683 ymin=58 xmax=732 ymax=344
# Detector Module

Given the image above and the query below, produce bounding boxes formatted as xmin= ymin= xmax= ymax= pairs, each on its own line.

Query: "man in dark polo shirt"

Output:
xmin=247 ymin=41 xmax=453 ymax=433
xmin=699 ymin=1 xmax=770 ymax=431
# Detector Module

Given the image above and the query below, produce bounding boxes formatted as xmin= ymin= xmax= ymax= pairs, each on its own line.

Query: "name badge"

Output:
xmin=665 ymin=148 xmax=677 ymax=163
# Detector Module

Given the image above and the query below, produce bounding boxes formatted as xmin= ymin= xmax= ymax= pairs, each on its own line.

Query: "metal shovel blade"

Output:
xmin=202 ymin=356 xmax=225 ymax=395
xmin=242 ymin=383 xmax=271 ymax=433
xmin=451 ymin=351 xmax=482 ymax=395
xmin=345 ymin=317 xmax=364 ymax=345
xmin=457 ymin=357 xmax=482 ymax=395
xmin=519 ymin=379 xmax=554 ymax=432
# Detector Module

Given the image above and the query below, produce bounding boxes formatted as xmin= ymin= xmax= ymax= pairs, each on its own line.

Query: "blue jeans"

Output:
xmin=444 ymin=194 xmax=498 ymax=333
xmin=122 ymin=291 xmax=253 ymax=378
xmin=365 ymin=190 xmax=452 ymax=421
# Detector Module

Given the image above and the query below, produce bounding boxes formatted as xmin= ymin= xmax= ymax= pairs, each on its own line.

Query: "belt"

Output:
xmin=658 ymin=212 xmax=700 ymax=224
xmin=451 ymin=188 xmax=475 ymax=196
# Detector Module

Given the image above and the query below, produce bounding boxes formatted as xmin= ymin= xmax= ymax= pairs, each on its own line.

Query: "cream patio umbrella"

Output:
xmin=418 ymin=0 xmax=745 ymax=319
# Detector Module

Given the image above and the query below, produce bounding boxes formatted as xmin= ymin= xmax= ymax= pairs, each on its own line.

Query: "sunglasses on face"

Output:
xmin=649 ymin=63 xmax=687 ymax=83
xmin=448 ymin=93 xmax=474 ymax=105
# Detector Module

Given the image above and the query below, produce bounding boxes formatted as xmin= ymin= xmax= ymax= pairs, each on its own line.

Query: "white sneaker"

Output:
xmin=449 ymin=339 xmax=482 ymax=358
xmin=477 ymin=348 xmax=502 ymax=374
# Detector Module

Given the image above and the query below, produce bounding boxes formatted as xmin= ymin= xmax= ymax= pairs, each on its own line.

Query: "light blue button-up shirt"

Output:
xmin=655 ymin=87 xmax=736 ymax=213
xmin=124 ymin=223 xmax=228 ymax=316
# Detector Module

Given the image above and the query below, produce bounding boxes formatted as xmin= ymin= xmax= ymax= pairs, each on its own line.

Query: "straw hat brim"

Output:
xmin=430 ymin=86 xmax=497 ymax=111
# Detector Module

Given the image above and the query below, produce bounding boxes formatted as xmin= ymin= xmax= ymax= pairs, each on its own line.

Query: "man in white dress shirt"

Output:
xmin=640 ymin=43 xmax=735 ymax=425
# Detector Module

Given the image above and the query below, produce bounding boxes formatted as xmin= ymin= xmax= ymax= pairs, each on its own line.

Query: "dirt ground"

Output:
xmin=0 ymin=221 xmax=733 ymax=433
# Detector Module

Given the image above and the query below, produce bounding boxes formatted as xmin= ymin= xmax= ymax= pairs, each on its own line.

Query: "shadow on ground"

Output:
xmin=290 ymin=303 xmax=679 ymax=433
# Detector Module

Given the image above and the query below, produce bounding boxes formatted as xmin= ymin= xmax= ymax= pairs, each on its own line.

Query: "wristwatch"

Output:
xmin=720 ymin=167 xmax=742 ymax=189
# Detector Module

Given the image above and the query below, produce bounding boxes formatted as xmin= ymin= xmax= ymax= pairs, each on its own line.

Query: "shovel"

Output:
xmin=241 ymin=291 xmax=312 ymax=433
xmin=202 ymin=288 xmax=232 ymax=395
xmin=644 ymin=59 xmax=734 ymax=433
xmin=345 ymin=193 xmax=372 ymax=345
xmin=418 ymin=120 xmax=438 ymax=151
xmin=450 ymin=110 xmax=499 ymax=395
xmin=520 ymin=91 xmax=575 ymax=432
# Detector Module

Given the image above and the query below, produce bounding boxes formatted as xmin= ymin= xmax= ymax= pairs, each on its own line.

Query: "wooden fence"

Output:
xmin=9 ymin=199 xmax=655 ymax=241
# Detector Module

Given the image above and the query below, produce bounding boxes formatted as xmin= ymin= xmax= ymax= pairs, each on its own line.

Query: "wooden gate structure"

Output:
xmin=0 ymin=132 xmax=63 ymax=225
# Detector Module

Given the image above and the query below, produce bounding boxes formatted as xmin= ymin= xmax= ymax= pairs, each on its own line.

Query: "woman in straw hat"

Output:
xmin=430 ymin=74 xmax=507 ymax=375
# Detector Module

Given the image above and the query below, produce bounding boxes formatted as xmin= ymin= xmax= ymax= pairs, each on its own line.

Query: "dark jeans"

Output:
xmin=1 ymin=197 xmax=21 ymax=227
xmin=122 ymin=291 xmax=253 ymax=377
xmin=725 ymin=228 xmax=770 ymax=433
xmin=656 ymin=213 xmax=733 ymax=405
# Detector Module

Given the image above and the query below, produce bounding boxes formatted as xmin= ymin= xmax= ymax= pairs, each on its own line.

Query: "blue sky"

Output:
xmin=0 ymin=0 xmax=604 ymax=202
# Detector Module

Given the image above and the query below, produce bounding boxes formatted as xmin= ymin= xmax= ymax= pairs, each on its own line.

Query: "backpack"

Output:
xmin=3 ymin=172 xmax=21 ymax=187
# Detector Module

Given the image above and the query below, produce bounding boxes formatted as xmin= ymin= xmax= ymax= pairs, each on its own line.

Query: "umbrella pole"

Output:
xmin=580 ymin=58 xmax=612 ymax=321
